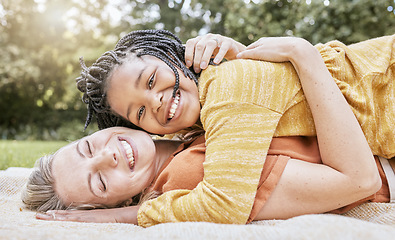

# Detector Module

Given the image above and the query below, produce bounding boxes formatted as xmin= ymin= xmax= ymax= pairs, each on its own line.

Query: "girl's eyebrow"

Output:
xmin=127 ymin=66 xmax=147 ymax=121
xmin=126 ymin=103 xmax=133 ymax=122
xmin=135 ymin=66 xmax=147 ymax=88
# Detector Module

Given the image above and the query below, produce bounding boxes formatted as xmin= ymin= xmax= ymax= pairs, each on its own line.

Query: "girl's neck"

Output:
xmin=153 ymin=139 xmax=183 ymax=175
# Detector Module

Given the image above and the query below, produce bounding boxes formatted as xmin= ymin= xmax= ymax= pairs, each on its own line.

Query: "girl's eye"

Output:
xmin=148 ymin=73 xmax=155 ymax=89
xmin=137 ymin=106 xmax=145 ymax=121
xmin=99 ymin=173 xmax=106 ymax=192
xmin=86 ymin=140 xmax=92 ymax=156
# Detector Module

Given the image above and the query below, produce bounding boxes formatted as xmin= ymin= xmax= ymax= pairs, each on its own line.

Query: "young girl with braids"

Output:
xmin=66 ymin=30 xmax=395 ymax=227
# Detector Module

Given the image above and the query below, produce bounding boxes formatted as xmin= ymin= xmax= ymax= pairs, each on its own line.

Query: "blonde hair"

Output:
xmin=21 ymin=154 xmax=66 ymax=212
xmin=22 ymin=153 xmax=158 ymax=212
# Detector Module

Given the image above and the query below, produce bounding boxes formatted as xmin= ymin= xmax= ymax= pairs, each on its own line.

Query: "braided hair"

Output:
xmin=76 ymin=29 xmax=200 ymax=130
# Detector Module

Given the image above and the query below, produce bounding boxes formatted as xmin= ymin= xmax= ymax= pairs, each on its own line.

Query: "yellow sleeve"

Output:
xmin=314 ymin=35 xmax=395 ymax=158
xmin=137 ymin=59 xmax=303 ymax=227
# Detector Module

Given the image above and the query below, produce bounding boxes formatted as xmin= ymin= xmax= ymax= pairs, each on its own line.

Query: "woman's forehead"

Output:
xmin=52 ymin=141 xmax=80 ymax=170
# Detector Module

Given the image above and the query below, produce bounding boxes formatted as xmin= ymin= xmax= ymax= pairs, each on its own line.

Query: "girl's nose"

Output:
xmin=91 ymin=148 xmax=118 ymax=170
xmin=148 ymin=91 xmax=163 ymax=113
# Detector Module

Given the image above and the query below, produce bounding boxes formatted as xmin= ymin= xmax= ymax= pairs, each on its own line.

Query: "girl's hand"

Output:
xmin=185 ymin=33 xmax=246 ymax=73
xmin=36 ymin=206 xmax=139 ymax=224
xmin=236 ymin=37 xmax=312 ymax=63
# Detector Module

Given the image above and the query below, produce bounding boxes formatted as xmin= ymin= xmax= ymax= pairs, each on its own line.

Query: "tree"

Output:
xmin=0 ymin=0 xmax=112 ymax=139
xmin=189 ymin=0 xmax=395 ymax=45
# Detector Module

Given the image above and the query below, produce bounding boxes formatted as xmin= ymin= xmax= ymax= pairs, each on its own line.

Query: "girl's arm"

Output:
xmin=238 ymin=37 xmax=381 ymax=219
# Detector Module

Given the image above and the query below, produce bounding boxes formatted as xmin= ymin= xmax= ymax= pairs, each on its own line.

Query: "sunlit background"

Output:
xmin=0 ymin=0 xmax=395 ymax=141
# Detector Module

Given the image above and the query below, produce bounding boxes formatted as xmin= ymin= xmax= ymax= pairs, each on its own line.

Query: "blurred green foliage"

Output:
xmin=0 ymin=0 xmax=394 ymax=140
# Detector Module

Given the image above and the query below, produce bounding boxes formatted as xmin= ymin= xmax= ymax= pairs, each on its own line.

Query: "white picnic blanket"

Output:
xmin=1 ymin=167 xmax=394 ymax=240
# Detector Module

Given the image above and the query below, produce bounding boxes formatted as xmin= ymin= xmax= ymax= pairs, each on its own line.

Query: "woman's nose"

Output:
xmin=91 ymin=148 xmax=118 ymax=170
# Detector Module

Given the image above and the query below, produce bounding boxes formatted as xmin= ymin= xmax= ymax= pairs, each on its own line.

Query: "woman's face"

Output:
xmin=52 ymin=127 xmax=157 ymax=207
xmin=106 ymin=55 xmax=200 ymax=135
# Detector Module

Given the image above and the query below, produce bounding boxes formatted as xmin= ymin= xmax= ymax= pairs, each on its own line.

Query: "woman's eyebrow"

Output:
xmin=88 ymin=173 xmax=100 ymax=198
xmin=76 ymin=140 xmax=84 ymax=158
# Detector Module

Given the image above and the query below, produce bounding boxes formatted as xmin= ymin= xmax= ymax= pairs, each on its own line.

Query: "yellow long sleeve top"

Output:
xmin=137 ymin=35 xmax=395 ymax=227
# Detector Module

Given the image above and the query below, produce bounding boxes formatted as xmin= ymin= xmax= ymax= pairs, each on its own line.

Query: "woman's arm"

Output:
xmin=238 ymin=37 xmax=382 ymax=219
xmin=137 ymin=37 xmax=381 ymax=227
xmin=35 ymin=205 xmax=140 ymax=224
xmin=184 ymin=33 xmax=246 ymax=73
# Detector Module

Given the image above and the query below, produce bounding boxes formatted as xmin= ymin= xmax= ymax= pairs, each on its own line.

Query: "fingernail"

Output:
xmin=186 ymin=60 xmax=191 ymax=67
xmin=36 ymin=213 xmax=50 ymax=219
xmin=200 ymin=61 xmax=207 ymax=69
xmin=236 ymin=53 xmax=241 ymax=58
xmin=214 ymin=57 xmax=220 ymax=64
xmin=194 ymin=67 xmax=200 ymax=73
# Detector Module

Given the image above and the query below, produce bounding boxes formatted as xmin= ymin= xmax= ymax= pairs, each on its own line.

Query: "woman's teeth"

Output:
xmin=168 ymin=93 xmax=180 ymax=120
xmin=121 ymin=140 xmax=134 ymax=170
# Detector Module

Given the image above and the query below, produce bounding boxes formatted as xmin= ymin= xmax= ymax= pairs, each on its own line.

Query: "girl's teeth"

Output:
xmin=121 ymin=140 xmax=134 ymax=169
xmin=168 ymin=93 xmax=180 ymax=119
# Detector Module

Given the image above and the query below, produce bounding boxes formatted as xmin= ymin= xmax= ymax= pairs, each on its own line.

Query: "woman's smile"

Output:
xmin=51 ymin=127 xmax=157 ymax=207
xmin=118 ymin=137 xmax=137 ymax=171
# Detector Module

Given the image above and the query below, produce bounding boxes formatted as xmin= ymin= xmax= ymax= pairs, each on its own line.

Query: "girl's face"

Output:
xmin=52 ymin=127 xmax=157 ymax=207
xmin=106 ymin=55 xmax=200 ymax=135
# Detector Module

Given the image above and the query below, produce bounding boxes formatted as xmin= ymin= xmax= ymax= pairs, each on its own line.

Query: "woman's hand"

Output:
xmin=185 ymin=33 xmax=246 ymax=73
xmin=236 ymin=37 xmax=312 ymax=63
xmin=35 ymin=206 xmax=140 ymax=224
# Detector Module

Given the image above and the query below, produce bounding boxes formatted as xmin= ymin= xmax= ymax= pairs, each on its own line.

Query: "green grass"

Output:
xmin=0 ymin=140 xmax=68 ymax=170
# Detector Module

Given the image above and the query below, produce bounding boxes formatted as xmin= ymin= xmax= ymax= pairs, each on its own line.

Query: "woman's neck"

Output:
xmin=153 ymin=139 xmax=183 ymax=175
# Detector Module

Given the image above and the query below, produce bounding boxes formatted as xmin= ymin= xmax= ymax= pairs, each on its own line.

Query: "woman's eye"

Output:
xmin=148 ymin=73 xmax=155 ymax=89
xmin=86 ymin=140 xmax=92 ymax=156
xmin=99 ymin=173 xmax=106 ymax=192
xmin=137 ymin=106 xmax=145 ymax=121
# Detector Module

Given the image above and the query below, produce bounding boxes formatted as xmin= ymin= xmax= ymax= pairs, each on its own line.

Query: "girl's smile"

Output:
xmin=106 ymin=55 xmax=200 ymax=135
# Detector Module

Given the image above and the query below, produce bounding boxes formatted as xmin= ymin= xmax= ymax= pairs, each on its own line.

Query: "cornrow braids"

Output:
xmin=76 ymin=29 xmax=200 ymax=131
